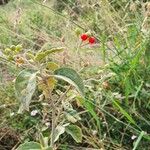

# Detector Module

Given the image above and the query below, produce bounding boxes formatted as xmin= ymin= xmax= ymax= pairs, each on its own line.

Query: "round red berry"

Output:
xmin=89 ymin=37 xmax=96 ymax=44
xmin=80 ymin=34 xmax=88 ymax=41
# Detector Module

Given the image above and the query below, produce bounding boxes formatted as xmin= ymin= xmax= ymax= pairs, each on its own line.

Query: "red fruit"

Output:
xmin=80 ymin=34 xmax=88 ymax=41
xmin=89 ymin=37 xmax=96 ymax=44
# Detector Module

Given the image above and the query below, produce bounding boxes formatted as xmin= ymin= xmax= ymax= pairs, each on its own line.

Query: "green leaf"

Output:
xmin=145 ymin=39 xmax=150 ymax=65
xmin=34 ymin=52 xmax=46 ymax=62
xmin=65 ymin=125 xmax=82 ymax=143
xmin=124 ymin=77 xmax=132 ymax=105
xmin=65 ymin=109 xmax=81 ymax=123
xmin=113 ymin=100 xmax=136 ymax=125
xmin=34 ymin=47 xmax=64 ymax=62
xmin=17 ymin=142 xmax=42 ymax=150
xmin=54 ymin=125 xmax=65 ymax=142
xmin=44 ymin=47 xmax=64 ymax=55
xmin=77 ymin=97 xmax=100 ymax=131
xmin=65 ymin=113 xmax=77 ymax=123
xmin=39 ymin=133 xmax=48 ymax=148
xmin=133 ymin=131 xmax=145 ymax=150
xmin=15 ymin=70 xmax=37 ymax=113
xmin=44 ymin=147 xmax=52 ymax=150
xmin=46 ymin=62 xmax=59 ymax=71
xmin=54 ymin=67 xmax=84 ymax=96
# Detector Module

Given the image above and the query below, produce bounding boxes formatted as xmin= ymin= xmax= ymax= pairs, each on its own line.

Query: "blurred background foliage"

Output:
xmin=0 ymin=0 xmax=150 ymax=149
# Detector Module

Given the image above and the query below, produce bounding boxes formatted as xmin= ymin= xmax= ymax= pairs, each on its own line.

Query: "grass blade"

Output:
xmin=132 ymin=131 xmax=145 ymax=150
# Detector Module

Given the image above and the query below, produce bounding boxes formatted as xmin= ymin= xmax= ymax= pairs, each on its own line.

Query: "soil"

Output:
xmin=0 ymin=0 xmax=9 ymax=5
xmin=0 ymin=127 xmax=20 ymax=150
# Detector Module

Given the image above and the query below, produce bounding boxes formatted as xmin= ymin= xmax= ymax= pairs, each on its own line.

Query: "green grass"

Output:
xmin=0 ymin=0 xmax=150 ymax=149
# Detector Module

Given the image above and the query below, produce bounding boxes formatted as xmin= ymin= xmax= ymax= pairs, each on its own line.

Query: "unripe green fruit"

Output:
xmin=4 ymin=48 xmax=11 ymax=55
xmin=7 ymin=55 xmax=14 ymax=61
xmin=10 ymin=45 xmax=16 ymax=51
xmin=16 ymin=45 xmax=22 ymax=52
xmin=75 ymin=28 xmax=81 ymax=37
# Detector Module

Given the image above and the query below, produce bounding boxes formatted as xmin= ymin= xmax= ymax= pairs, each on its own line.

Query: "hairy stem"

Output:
xmin=50 ymin=98 xmax=56 ymax=149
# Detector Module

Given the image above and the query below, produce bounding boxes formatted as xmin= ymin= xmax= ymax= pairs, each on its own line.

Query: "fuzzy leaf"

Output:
xmin=44 ymin=47 xmax=64 ymax=55
xmin=15 ymin=70 xmax=37 ymax=113
xmin=54 ymin=67 xmax=84 ymax=96
xmin=17 ymin=142 xmax=42 ymax=150
xmin=38 ymin=77 xmax=56 ymax=98
xmin=45 ymin=147 xmax=52 ymax=150
xmin=34 ymin=52 xmax=46 ymax=62
xmin=65 ymin=113 xmax=77 ymax=123
xmin=39 ymin=133 xmax=49 ymax=148
xmin=46 ymin=62 xmax=59 ymax=71
xmin=54 ymin=125 xmax=65 ymax=142
xmin=65 ymin=125 xmax=82 ymax=143
xmin=46 ymin=77 xmax=56 ymax=90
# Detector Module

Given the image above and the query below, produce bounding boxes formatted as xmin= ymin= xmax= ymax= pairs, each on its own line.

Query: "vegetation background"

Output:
xmin=0 ymin=0 xmax=150 ymax=150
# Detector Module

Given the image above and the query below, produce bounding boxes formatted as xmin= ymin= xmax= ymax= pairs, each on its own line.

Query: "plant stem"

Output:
xmin=50 ymin=86 xmax=71 ymax=149
xmin=50 ymin=96 xmax=56 ymax=149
